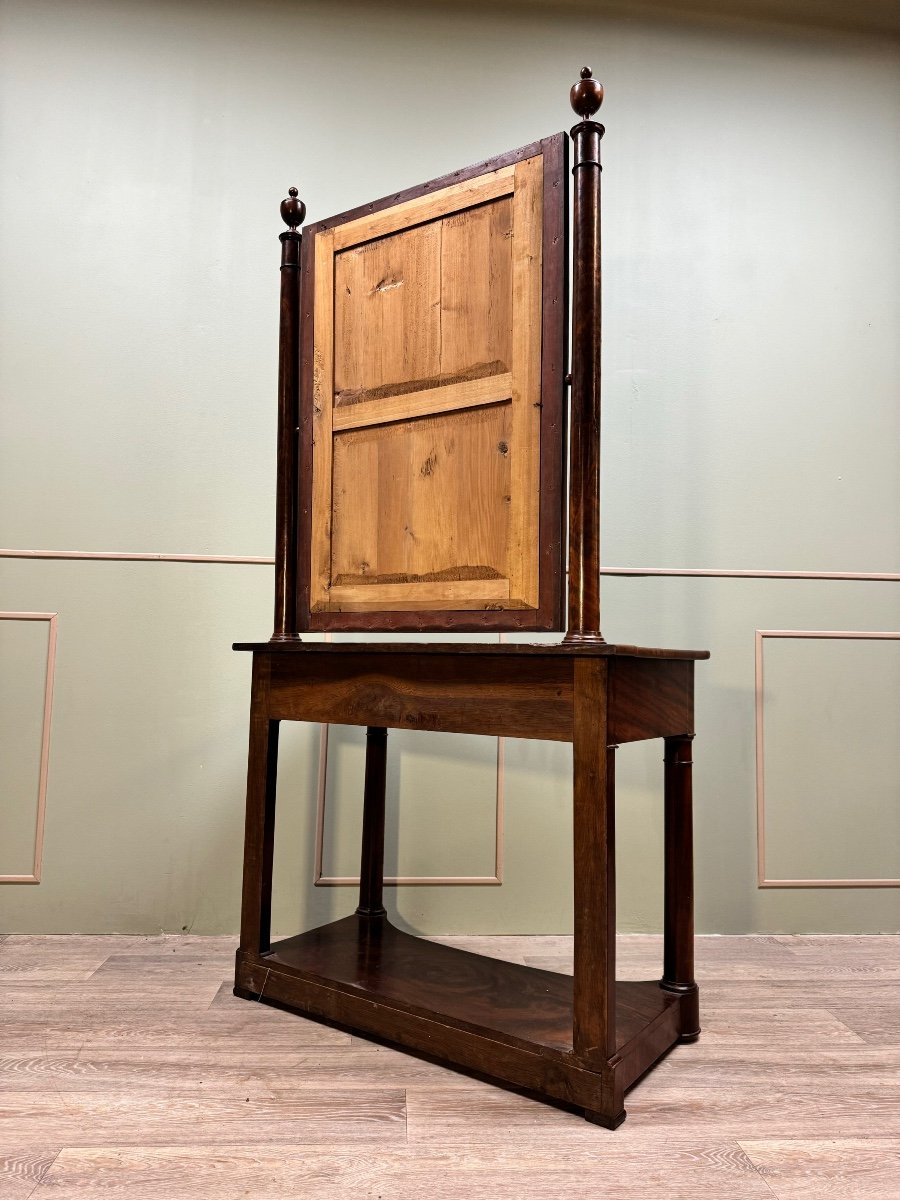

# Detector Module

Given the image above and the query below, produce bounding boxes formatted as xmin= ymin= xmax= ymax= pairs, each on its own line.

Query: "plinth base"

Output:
xmin=235 ymin=915 xmax=696 ymax=1126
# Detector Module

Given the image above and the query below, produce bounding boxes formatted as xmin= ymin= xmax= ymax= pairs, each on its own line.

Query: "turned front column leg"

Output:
xmin=661 ymin=734 xmax=700 ymax=1041
xmin=357 ymin=727 xmax=388 ymax=919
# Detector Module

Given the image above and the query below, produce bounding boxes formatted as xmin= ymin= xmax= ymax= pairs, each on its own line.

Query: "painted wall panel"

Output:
xmin=0 ymin=619 xmax=48 ymax=876
xmin=763 ymin=636 xmax=900 ymax=882
xmin=321 ymin=727 xmax=499 ymax=882
xmin=0 ymin=0 xmax=897 ymax=933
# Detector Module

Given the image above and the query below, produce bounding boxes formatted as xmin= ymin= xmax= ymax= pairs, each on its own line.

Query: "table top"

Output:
xmin=234 ymin=639 xmax=710 ymax=661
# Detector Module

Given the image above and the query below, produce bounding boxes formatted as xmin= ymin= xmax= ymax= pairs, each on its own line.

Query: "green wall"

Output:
xmin=1 ymin=0 xmax=898 ymax=933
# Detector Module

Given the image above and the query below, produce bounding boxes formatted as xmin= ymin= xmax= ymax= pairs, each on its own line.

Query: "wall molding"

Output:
xmin=0 ymin=549 xmax=273 ymax=564
xmin=2 ymin=548 xmax=898 ymax=581
xmin=313 ymin=629 xmax=505 ymax=887
xmin=755 ymin=629 xmax=900 ymax=889
xmin=313 ymin=726 xmax=504 ymax=887
xmin=0 ymin=612 xmax=58 ymax=884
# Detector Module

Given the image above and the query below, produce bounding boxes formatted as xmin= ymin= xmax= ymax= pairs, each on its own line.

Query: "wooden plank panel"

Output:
xmin=309 ymin=229 xmax=335 ymax=612
xmin=327 ymin=579 xmax=511 ymax=613
xmin=439 ymin=196 xmax=513 ymax=382
xmin=334 ymin=222 xmax=441 ymax=404
xmin=332 ymin=165 xmax=515 ymax=251
xmin=507 ymin=153 xmax=544 ymax=608
xmin=328 ymin=403 xmax=512 ymax=604
xmin=299 ymin=142 xmax=566 ymax=630
xmin=332 ymin=373 xmax=512 ymax=432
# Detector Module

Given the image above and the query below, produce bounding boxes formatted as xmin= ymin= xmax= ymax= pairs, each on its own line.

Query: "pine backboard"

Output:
xmin=298 ymin=134 xmax=568 ymax=631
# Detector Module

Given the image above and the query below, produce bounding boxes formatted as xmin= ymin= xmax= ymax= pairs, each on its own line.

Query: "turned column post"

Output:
xmin=271 ymin=187 xmax=305 ymax=641
xmin=357 ymin=727 xmax=389 ymax=919
xmin=565 ymin=68 xmax=606 ymax=645
xmin=661 ymin=734 xmax=700 ymax=1040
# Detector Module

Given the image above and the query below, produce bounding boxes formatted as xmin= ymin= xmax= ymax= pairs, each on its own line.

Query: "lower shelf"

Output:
xmin=234 ymin=915 xmax=689 ymax=1124
xmin=268 ymin=915 xmax=674 ymax=1055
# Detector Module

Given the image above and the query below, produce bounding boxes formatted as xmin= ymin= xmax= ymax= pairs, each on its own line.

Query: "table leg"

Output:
xmin=238 ymin=712 xmax=280 ymax=957
xmin=357 ymin=726 xmax=388 ymax=918
xmin=572 ymin=660 xmax=624 ymax=1126
xmin=661 ymin=734 xmax=700 ymax=1040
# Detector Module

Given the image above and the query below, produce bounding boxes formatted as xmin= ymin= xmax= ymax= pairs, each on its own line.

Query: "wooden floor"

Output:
xmin=2 ymin=932 xmax=899 ymax=1198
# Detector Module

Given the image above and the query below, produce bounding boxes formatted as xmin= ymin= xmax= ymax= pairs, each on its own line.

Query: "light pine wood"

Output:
xmin=507 ymin=153 xmax=544 ymax=609
xmin=310 ymin=228 xmax=336 ymax=612
xmin=308 ymin=155 xmax=546 ymax=618
xmin=3 ymin=933 xmax=899 ymax=1198
xmin=334 ymin=221 xmax=443 ymax=404
xmin=331 ymin=164 xmax=515 ymax=252
xmin=327 ymin=579 xmax=513 ymax=613
xmin=327 ymin=403 xmax=513 ymax=605
xmin=438 ymin=197 xmax=513 ymax=385
xmin=330 ymin=373 xmax=512 ymax=432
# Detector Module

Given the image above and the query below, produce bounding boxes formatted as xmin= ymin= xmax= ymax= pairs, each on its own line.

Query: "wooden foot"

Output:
xmin=584 ymin=1106 xmax=627 ymax=1129
xmin=659 ymin=979 xmax=700 ymax=1045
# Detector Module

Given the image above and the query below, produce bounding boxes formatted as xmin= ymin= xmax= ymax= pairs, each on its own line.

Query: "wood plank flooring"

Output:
xmin=1 ymin=933 xmax=898 ymax=1198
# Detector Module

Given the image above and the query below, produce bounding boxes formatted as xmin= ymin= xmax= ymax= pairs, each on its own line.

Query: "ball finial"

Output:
xmin=280 ymin=186 xmax=306 ymax=230
xmin=570 ymin=67 xmax=604 ymax=120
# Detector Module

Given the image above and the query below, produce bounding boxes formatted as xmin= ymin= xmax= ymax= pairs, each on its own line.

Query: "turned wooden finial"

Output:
xmin=280 ymin=186 xmax=306 ymax=230
xmin=570 ymin=66 xmax=604 ymax=121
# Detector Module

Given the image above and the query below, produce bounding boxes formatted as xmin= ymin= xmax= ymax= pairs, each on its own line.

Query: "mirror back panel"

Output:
xmin=298 ymin=134 xmax=568 ymax=631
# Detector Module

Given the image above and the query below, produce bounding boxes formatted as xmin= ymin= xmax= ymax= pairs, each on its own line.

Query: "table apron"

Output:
xmin=261 ymin=653 xmax=694 ymax=743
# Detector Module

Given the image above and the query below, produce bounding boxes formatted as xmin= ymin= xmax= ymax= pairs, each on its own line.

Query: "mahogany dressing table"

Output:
xmin=233 ymin=69 xmax=708 ymax=1129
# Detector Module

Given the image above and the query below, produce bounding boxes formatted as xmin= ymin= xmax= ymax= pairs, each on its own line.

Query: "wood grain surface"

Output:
xmin=297 ymin=136 xmax=568 ymax=633
xmin=2 ymin=933 xmax=898 ymax=1198
xmin=309 ymin=160 xmax=540 ymax=618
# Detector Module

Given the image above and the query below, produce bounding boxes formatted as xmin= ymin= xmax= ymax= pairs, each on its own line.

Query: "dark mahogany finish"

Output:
xmin=357 ymin=727 xmax=388 ymax=918
xmin=271 ymin=188 xmax=304 ymax=641
xmin=566 ymin=68 xmax=605 ymax=644
xmin=662 ymin=734 xmax=700 ymax=1039
xmin=234 ymin=69 xmax=708 ymax=1128
xmin=234 ymin=640 xmax=707 ymax=1128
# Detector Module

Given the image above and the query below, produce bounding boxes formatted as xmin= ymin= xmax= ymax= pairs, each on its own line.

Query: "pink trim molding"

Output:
xmin=0 ymin=612 xmax=58 ymax=884
xmin=313 ymin=730 xmax=504 ymax=887
xmin=315 ymin=631 xmax=505 ymax=887
xmin=0 ymin=548 xmax=274 ymax=564
xmin=1 ymin=548 xmax=898 ymax=581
